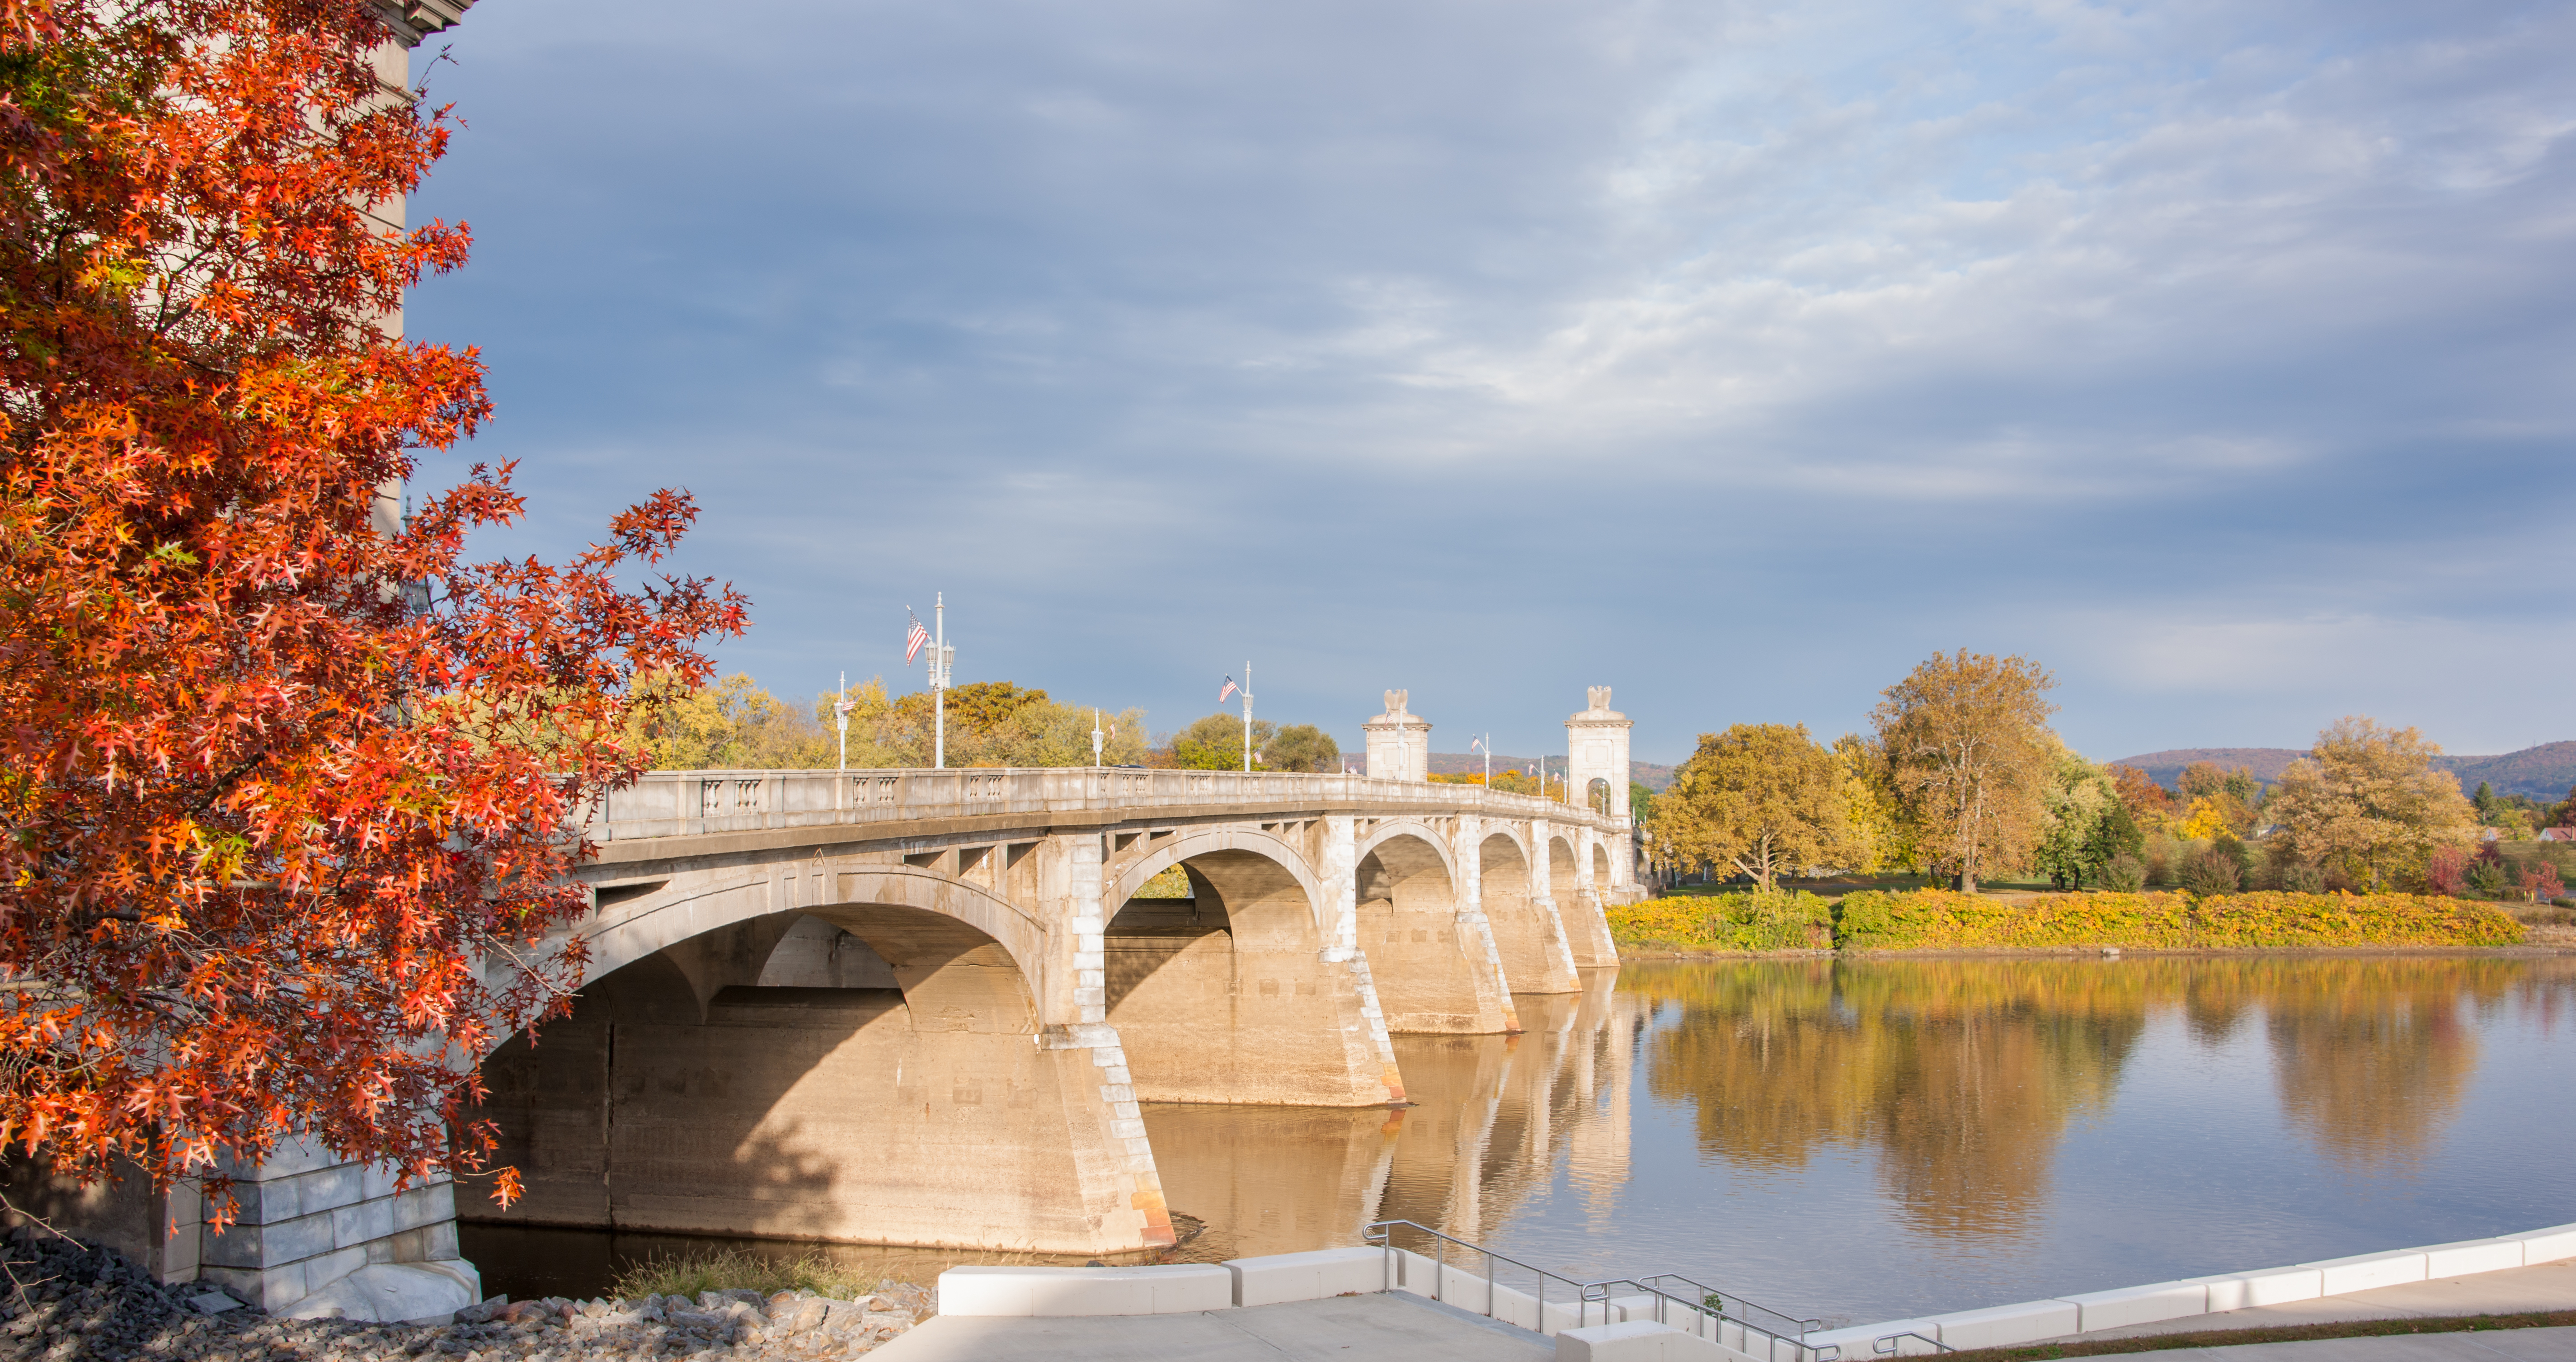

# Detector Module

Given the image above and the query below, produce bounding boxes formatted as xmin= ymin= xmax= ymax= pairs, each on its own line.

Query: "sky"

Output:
xmin=402 ymin=0 xmax=2576 ymax=767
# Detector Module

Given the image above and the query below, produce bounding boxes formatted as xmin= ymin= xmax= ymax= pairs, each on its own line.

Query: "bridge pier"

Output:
xmin=1480 ymin=825 xmax=1582 ymax=994
xmin=1353 ymin=820 xmax=1518 ymax=1034
xmin=1100 ymin=829 xmax=1405 ymax=1107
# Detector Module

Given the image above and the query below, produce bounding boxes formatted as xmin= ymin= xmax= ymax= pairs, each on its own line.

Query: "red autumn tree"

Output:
xmin=0 ymin=0 xmax=745 ymax=1215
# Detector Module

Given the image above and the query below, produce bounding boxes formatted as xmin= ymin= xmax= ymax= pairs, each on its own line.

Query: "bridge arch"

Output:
xmin=1353 ymin=825 xmax=1513 ymax=1034
xmin=469 ymin=864 xmax=1170 ymax=1256
xmin=576 ymin=864 xmax=1051 ymax=1014
xmin=1102 ymin=829 xmax=1399 ymax=1105
xmin=1481 ymin=832 xmax=1578 ymax=994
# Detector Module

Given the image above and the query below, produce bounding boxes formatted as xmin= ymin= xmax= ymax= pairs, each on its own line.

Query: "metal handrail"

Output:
xmin=1365 ymin=1219 xmax=1616 ymax=1332
xmin=1363 ymin=1221 xmax=1821 ymax=1354
xmin=1636 ymin=1270 xmax=1823 ymax=1344
xmin=1872 ymin=1331 xmax=1953 ymax=1355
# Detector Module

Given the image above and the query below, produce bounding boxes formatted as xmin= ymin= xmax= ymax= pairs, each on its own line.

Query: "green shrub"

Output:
xmin=2100 ymin=853 xmax=2147 ymax=892
xmin=2178 ymin=847 xmax=2242 ymax=896
xmin=1608 ymin=890 xmax=1833 ymax=952
xmin=1833 ymin=888 xmax=2523 ymax=951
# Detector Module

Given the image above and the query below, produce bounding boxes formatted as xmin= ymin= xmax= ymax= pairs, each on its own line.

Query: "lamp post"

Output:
xmin=930 ymin=593 xmax=951 ymax=769
xmin=1092 ymin=709 xmax=1104 ymax=768
xmin=834 ymin=670 xmax=853 ymax=772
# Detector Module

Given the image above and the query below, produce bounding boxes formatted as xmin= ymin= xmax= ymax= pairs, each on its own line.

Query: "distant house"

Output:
xmin=2542 ymin=827 xmax=2576 ymax=844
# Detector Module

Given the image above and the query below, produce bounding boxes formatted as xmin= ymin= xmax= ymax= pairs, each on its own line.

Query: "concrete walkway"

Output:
xmin=870 ymin=1290 xmax=1556 ymax=1362
xmin=2073 ymin=1326 xmax=2576 ymax=1362
xmin=2067 ymin=1261 xmax=2576 ymax=1342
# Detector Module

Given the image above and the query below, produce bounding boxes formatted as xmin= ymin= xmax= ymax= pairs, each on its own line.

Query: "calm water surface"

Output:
xmin=1146 ymin=956 xmax=2576 ymax=1324
xmin=465 ymin=956 xmax=2576 ymax=1320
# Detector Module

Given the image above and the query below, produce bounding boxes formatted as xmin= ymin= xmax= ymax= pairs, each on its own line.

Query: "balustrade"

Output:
xmin=586 ymin=767 xmax=1629 ymax=843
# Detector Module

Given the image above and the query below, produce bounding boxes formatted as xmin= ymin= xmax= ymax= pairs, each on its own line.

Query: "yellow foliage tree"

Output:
xmin=1834 ymin=733 xmax=1902 ymax=874
xmin=2268 ymin=716 xmax=2477 ymax=891
xmin=1649 ymin=723 xmax=1855 ymax=890
xmin=1871 ymin=650 xmax=2060 ymax=893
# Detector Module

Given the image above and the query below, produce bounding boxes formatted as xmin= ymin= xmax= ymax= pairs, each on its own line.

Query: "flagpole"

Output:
xmin=933 ymin=592 xmax=945 ymax=770
xmin=1241 ymin=660 xmax=1253 ymax=773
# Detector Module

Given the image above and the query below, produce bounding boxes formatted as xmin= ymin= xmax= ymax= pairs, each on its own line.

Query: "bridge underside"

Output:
xmin=472 ymin=907 xmax=1175 ymax=1257
xmin=466 ymin=778 xmax=1632 ymax=1256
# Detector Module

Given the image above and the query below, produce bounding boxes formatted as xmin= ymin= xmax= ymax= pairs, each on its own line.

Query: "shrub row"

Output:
xmin=1606 ymin=891 xmax=1833 ymax=952
xmin=1607 ymin=888 xmax=2526 ymax=952
xmin=1833 ymin=889 xmax=2525 ymax=951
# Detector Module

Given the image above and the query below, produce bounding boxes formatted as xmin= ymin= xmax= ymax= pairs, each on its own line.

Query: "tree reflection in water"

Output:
xmin=1631 ymin=956 xmax=2562 ymax=1239
xmin=1142 ymin=957 xmax=2576 ymax=1275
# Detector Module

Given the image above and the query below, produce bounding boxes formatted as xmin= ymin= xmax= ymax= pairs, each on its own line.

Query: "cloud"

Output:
xmin=407 ymin=0 xmax=2576 ymax=760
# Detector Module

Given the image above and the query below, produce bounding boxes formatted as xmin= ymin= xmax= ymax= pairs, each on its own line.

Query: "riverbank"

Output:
xmin=1608 ymin=888 xmax=2551 ymax=956
xmin=0 ymin=1229 xmax=928 ymax=1362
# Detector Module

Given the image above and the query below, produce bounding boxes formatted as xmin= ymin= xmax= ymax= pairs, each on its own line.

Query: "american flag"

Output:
xmin=1470 ymin=735 xmax=1483 ymax=752
xmin=1217 ymin=676 xmax=1239 ymax=703
xmin=905 ymin=612 xmax=929 ymax=663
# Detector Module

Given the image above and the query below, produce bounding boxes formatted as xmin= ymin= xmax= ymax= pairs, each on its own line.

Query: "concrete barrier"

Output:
xmin=1224 ymin=1247 xmax=1390 ymax=1307
xmin=935 ymin=1264 xmax=1233 ymax=1317
xmin=2299 ymin=1250 xmax=2426 ymax=1296
xmin=2201 ymin=1265 xmax=2323 ymax=1310
xmin=1559 ymin=1320 xmax=1762 ymax=1362
xmin=1812 ymin=1217 xmax=2576 ymax=1356
xmin=2421 ymin=1237 xmax=2525 ymax=1277
xmin=2058 ymin=1281 xmax=2209 ymax=1332
xmin=1929 ymin=1299 xmax=2081 ymax=1351
xmin=2522 ymin=1224 xmax=2576 ymax=1264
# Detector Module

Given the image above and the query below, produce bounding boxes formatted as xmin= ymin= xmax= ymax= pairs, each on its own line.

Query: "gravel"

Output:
xmin=1 ymin=1232 xmax=930 ymax=1362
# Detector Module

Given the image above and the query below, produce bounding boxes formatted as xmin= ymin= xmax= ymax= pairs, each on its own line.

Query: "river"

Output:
xmin=466 ymin=954 xmax=2576 ymax=1323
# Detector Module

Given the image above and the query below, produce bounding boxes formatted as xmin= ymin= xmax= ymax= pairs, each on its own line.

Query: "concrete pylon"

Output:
xmin=1363 ymin=690 xmax=1431 ymax=781
xmin=1565 ymin=686 xmax=1632 ymax=818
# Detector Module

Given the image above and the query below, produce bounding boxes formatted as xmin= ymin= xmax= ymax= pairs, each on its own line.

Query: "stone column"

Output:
xmin=1525 ymin=818 xmax=1583 ymax=990
xmin=1565 ymin=825 xmax=1621 ymax=967
xmin=1450 ymin=813 xmax=1521 ymax=1032
xmin=1034 ymin=1024 xmax=1178 ymax=1250
xmin=1319 ymin=816 xmax=1408 ymax=1103
xmin=1056 ymin=833 xmax=1109 ymax=1026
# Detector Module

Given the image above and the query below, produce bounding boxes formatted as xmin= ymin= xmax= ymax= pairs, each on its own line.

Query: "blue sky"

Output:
xmin=405 ymin=0 xmax=2576 ymax=766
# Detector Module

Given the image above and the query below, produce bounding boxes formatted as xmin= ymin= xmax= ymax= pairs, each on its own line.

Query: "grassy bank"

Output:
xmin=1608 ymin=888 xmax=2527 ymax=954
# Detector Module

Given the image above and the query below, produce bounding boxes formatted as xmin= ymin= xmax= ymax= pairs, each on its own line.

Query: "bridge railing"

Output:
xmin=585 ymin=767 xmax=1631 ymax=843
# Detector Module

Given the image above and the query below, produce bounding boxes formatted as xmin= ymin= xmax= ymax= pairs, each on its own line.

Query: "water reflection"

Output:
xmin=1635 ymin=960 xmax=2147 ymax=1236
xmin=472 ymin=954 xmax=2576 ymax=1320
xmin=1629 ymin=956 xmax=2554 ymax=1237
xmin=1142 ymin=970 xmax=1639 ymax=1259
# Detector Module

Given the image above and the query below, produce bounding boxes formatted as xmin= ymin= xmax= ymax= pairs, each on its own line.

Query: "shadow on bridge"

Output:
xmin=467 ymin=891 xmax=1175 ymax=1256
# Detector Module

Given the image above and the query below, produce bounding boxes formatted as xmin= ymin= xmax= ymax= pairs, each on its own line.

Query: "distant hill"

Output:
xmin=2108 ymin=748 xmax=2309 ymax=788
xmin=2445 ymin=742 xmax=2576 ymax=800
xmin=2110 ymin=741 xmax=2576 ymax=799
xmin=1424 ymin=751 xmax=1676 ymax=791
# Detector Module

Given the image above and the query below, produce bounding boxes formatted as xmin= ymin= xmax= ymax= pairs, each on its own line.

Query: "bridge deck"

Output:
xmin=592 ymin=768 xmax=1623 ymax=844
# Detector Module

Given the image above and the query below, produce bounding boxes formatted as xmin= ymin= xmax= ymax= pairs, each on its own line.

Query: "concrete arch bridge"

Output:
xmin=474 ymin=715 xmax=1644 ymax=1262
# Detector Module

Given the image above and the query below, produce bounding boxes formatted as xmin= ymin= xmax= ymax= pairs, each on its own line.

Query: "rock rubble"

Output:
xmin=2 ymin=1233 xmax=930 ymax=1362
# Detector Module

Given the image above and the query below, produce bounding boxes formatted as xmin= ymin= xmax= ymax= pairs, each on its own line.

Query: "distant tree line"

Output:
xmin=1645 ymin=651 xmax=2573 ymax=901
xmin=636 ymin=677 xmax=1347 ymax=772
